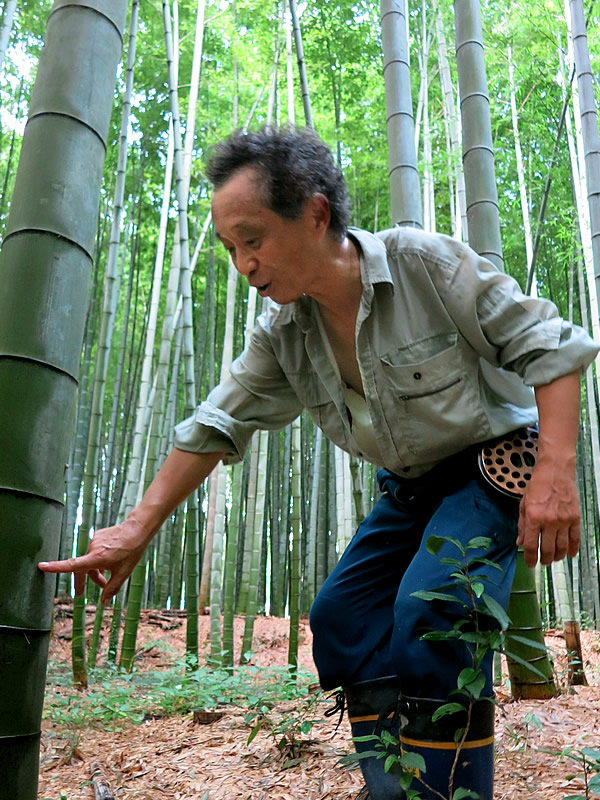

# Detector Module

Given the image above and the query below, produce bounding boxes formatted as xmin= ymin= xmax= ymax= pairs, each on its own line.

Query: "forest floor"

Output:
xmin=38 ymin=603 xmax=600 ymax=800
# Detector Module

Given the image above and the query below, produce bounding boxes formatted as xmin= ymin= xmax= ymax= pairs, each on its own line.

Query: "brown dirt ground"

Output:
xmin=38 ymin=606 xmax=600 ymax=800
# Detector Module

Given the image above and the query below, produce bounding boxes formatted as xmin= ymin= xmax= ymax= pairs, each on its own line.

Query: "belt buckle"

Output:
xmin=478 ymin=427 xmax=538 ymax=498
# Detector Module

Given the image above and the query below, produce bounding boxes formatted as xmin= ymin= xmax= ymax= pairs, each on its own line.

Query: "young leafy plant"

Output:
xmin=245 ymin=684 xmax=324 ymax=766
xmin=561 ymin=747 xmax=600 ymax=799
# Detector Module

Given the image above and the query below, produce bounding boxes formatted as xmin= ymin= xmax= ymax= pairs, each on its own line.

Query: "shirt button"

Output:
xmin=413 ymin=372 xmax=422 ymax=380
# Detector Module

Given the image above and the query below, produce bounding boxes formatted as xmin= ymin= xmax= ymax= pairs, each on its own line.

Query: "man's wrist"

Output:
xmin=536 ymin=438 xmax=577 ymax=464
xmin=126 ymin=510 xmax=162 ymax=546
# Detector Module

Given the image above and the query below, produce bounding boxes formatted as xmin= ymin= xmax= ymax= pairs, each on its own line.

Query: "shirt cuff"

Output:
xmin=513 ymin=323 xmax=600 ymax=385
xmin=173 ymin=402 xmax=255 ymax=465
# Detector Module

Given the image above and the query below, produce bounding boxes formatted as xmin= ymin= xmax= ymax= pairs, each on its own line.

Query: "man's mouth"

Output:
xmin=257 ymin=282 xmax=270 ymax=296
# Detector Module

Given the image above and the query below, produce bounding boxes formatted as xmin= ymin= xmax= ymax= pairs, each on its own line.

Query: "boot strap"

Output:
xmin=478 ymin=426 xmax=538 ymax=497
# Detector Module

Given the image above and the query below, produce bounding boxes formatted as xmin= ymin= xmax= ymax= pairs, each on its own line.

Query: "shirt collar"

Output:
xmin=347 ymin=227 xmax=393 ymax=288
xmin=288 ymin=227 xmax=393 ymax=331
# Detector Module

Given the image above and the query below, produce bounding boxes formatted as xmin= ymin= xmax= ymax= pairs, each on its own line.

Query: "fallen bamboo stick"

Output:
xmin=90 ymin=760 xmax=115 ymax=800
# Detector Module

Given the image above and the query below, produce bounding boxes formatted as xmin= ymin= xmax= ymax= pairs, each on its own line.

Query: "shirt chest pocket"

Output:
xmin=379 ymin=332 xmax=487 ymax=460
xmin=379 ymin=332 xmax=462 ymax=398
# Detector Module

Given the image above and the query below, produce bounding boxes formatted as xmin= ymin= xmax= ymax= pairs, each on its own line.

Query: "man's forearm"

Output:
xmin=129 ymin=448 xmax=224 ymax=544
xmin=534 ymin=370 xmax=580 ymax=462
xmin=517 ymin=370 xmax=582 ymax=566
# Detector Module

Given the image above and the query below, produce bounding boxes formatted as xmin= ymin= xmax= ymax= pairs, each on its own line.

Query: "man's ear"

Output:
xmin=308 ymin=193 xmax=331 ymax=234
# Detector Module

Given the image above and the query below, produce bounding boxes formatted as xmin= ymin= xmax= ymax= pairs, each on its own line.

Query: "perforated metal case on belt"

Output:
xmin=478 ymin=427 xmax=538 ymax=498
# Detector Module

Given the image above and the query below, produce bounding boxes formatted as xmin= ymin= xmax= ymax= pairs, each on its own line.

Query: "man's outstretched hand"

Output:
xmin=38 ymin=448 xmax=225 ymax=604
xmin=38 ymin=517 xmax=151 ymax=605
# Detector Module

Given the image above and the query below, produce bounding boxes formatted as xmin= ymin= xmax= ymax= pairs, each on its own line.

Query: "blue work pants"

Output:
xmin=309 ymin=450 xmax=520 ymax=699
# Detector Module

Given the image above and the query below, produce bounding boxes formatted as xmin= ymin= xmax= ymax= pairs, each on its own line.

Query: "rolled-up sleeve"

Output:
xmin=174 ymin=316 xmax=303 ymax=464
xmin=439 ymin=245 xmax=599 ymax=386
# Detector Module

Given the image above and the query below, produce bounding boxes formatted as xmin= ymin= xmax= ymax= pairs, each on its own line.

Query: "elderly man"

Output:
xmin=40 ymin=126 xmax=598 ymax=800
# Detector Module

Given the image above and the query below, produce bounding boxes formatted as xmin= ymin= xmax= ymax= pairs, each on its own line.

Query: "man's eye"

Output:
xmin=246 ymin=239 xmax=260 ymax=248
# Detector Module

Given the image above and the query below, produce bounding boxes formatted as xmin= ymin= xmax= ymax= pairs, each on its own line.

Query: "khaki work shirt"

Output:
xmin=174 ymin=227 xmax=599 ymax=477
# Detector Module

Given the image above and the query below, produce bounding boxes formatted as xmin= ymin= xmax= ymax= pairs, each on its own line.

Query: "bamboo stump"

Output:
xmin=564 ymin=620 xmax=588 ymax=686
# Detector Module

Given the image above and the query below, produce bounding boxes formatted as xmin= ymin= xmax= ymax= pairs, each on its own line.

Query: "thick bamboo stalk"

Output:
xmin=380 ymin=0 xmax=422 ymax=227
xmin=453 ymin=0 xmax=503 ymax=269
xmin=0 ymin=0 xmax=126 ymax=792
xmin=420 ymin=3 xmax=435 ymax=233
xmin=567 ymin=0 xmax=600 ymax=300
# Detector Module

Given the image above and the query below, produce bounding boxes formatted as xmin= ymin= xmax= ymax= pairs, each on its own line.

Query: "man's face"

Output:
xmin=211 ymin=167 xmax=323 ymax=305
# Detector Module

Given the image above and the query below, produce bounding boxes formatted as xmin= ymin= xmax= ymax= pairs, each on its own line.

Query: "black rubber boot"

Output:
xmin=343 ymin=676 xmax=406 ymax=800
xmin=398 ymin=695 xmax=495 ymax=800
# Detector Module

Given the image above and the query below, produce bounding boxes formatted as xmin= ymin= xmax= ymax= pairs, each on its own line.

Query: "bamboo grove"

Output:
xmin=1 ymin=0 xmax=600 ymax=775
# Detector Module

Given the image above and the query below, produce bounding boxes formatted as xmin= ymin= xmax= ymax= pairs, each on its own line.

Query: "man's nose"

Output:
xmin=236 ymin=252 xmax=258 ymax=278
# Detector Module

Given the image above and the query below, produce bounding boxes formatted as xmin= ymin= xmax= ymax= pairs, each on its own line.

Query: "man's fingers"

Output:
xmin=88 ymin=569 xmax=108 ymax=589
xmin=519 ymin=505 xmax=577 ymax=567
xmin=39 ymin=557 xmax=108 ymax=596
xmin=101 ymin=573 xmax=125 ymax=606
xmin=553 ymin=527 xmax=569 ymax=562
xmin=74 ymin=569 xmax=107 ymax=596
xmin=539 ymin=524 xmax=558 ymax=565
xmin=101 ymin=588 xmax=117 ymax=606
xmin=518 ymin=502 xmax=541 ymax=566
xmin=521 ymin=528 xmax=540 ymax=567
xmin=38 ymin=555 xmax=94 ymax=574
